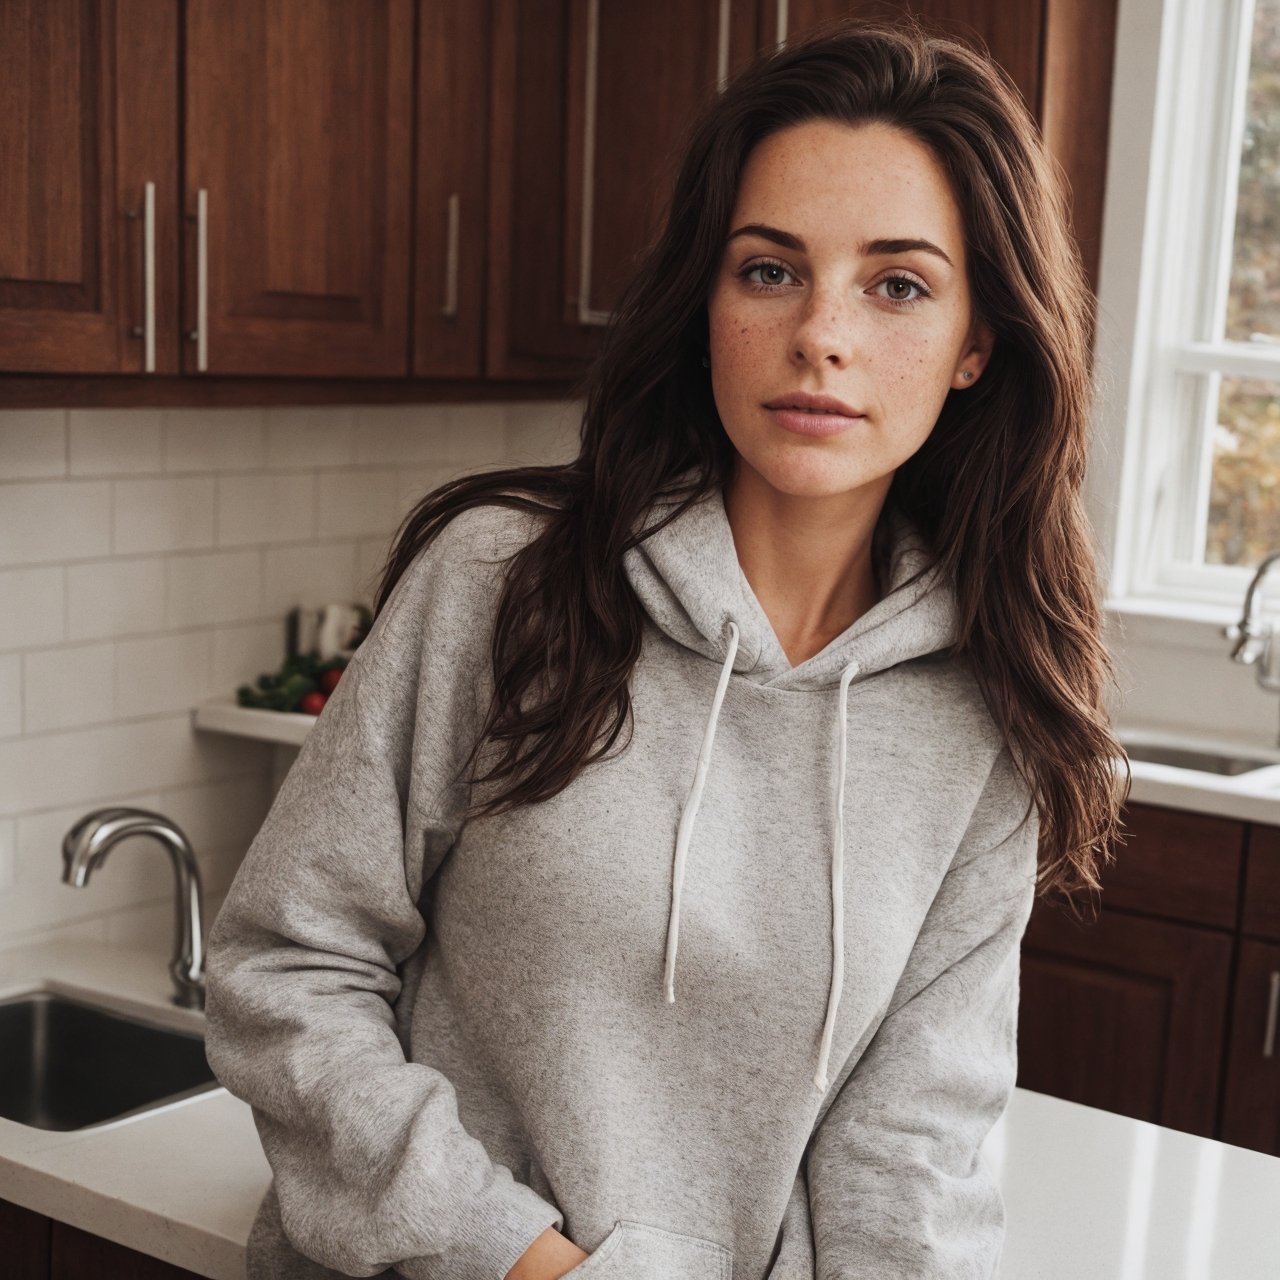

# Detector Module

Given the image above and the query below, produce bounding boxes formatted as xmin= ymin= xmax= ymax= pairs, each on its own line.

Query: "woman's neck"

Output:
xmin=722 ymin=462 xmax=888 ymax=666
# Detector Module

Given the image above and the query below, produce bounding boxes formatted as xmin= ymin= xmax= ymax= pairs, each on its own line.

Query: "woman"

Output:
xmin=205 ymin=16 xmax=1128 ymax=1280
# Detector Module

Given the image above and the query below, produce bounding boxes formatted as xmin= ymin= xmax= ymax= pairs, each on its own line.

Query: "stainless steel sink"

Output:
xmin=1119 ymin=740 xmax=1280 ymax=776
xmin=0 ymin=989 xmax=220 ymax=1131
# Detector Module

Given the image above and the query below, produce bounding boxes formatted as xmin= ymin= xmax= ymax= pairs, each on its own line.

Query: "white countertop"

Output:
xmin=1118 ymin=724 xmax=1280 ymax=824
xmin=1 ymin=941 xmax=1278 ymax=1279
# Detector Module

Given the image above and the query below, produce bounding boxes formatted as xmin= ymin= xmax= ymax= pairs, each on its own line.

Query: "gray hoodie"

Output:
xmin=205 ymin=483 xmax=1039 ymax=1280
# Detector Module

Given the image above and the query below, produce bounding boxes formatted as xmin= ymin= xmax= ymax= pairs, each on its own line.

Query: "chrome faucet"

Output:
xmin=1223 ymin=551 xmax=1280 ymax=746
xmin=61 ymin=807 xmax=206 ymax=1010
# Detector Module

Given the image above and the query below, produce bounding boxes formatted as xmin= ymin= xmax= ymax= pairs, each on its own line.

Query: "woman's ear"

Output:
xmin=952 ymin=319 xmax=995 ymax=389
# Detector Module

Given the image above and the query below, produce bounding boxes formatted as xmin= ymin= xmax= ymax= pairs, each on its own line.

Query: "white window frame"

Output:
xmin=1087 ymin=0 xmax=1280 ymax=631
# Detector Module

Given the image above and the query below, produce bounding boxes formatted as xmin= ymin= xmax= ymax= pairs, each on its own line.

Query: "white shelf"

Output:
xmin=191 ymin=696 xmax=316 ymax=746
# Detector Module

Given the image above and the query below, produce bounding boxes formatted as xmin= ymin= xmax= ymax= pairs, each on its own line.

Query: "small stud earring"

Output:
xmin=962 ymin=371 xmax=973 ymax=381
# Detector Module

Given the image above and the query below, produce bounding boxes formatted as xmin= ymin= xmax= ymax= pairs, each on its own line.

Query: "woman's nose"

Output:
xmin=790 ymin=288 xmax=857 ymax=369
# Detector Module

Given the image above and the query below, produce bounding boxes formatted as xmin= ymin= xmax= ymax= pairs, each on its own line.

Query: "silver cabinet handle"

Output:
xmin=124 ymin=182 xmax=157 ymax=371
xmin=716 ymin=0 xmax=730 ymax=91
xmin=775 ymin=0 xmax=788 ymax=49
xmin=1265 ymin=969 xmax=1279 ymax=1059
xmin=577 ymin=0 xmax=607 ymax=326
xmin=186 ymin=188 xmax=208 ymax=371
xmin=142 ymin=181 xmax=156 ymax=371
xmin=442 ymin=193 xmax=460 ymax=318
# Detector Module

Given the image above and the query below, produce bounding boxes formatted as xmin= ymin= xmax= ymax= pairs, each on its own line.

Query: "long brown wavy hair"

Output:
xmin=375 ymin=15 xmax=1130 ymax=916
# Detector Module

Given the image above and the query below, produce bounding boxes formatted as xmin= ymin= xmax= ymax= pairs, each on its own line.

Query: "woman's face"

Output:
xmin=706 ymin=119 xmax=993 ymax=506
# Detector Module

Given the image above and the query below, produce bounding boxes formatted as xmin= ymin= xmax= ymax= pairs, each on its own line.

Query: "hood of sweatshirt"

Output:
xmin=622 ymin=483 xmax=960 ymax=1091
xmin=623 ymin=483 xmax=959 ymax=691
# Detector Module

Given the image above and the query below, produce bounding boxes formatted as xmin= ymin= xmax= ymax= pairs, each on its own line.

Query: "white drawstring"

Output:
xmin=664 ymin=622 xmax=739 ymax=1003
xmin=814 ymin=658 xmax=860 ymax=1092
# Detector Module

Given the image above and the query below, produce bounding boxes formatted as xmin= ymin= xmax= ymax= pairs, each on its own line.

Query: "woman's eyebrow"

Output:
xmin=726 ymin=222 xmax=954 ymax=268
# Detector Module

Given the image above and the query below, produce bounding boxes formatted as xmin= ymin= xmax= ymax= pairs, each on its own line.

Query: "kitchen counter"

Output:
xmin=2 ymin=942 xmax=1279 ymax=1278
xmin=1119 ymin=724 xmax=1280 ymax=824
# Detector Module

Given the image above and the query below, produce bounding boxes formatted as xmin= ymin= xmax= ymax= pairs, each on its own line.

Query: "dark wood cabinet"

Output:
xmin=0 ymin=0 xmax=1123 ymax=397
xmin=0 ymin=0 xmax=180 ymax=375
xmin=183 ymin=0 xmax=415 ymax=378
xmin=0 ymin=1198 xmax=203 ymax=1280
xmin=1017 ymin=802 xmax=1280 ymax=1158
xmin=1019 ymin=897 xmax=1234 ymax=1139
xmin=485 ymin=0 xmax=759 ymax=379
xmin=413 ymin=0 xmax=492 ymax=377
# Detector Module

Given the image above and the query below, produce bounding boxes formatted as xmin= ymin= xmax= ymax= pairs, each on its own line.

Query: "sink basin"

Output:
xmin=1119 ymin=740 xmax=1280 ymax=776
xmin=0 ymin=989 xmax=220 ymax=1131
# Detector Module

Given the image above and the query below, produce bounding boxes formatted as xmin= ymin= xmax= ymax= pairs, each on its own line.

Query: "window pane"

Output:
xmin=1206 ymin=376 xmax=1280 ymax=564
xmin=1225 ymin=0 xmax=1280 ymax=343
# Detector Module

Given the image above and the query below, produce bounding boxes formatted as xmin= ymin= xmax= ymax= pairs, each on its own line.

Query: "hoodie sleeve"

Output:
xmin=203 ymin=505 xmax=564 ymax=1280
xmin=804 ymin=745 xmax=1039 ymax=1280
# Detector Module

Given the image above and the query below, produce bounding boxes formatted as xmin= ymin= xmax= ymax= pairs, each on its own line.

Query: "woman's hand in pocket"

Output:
xmin=505 ymin=1226 xmax=591 ymax=1280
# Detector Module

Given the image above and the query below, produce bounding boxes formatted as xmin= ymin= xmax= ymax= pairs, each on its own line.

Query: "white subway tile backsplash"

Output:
xmin=0 ymin=654 xmax=19 ymax=738
xmin=444 ymin=403 xmax=508 ymax=465
xmin=0 ymin=712 xmax=260 ymax=819
xmin=0 ymin=399 xmax=574 ymax=953
xmin=24 ymin=642 xmax=116 ymax=733
xmin=166 ymin=550 xmax=262 ymax=628
xmin=114 ymin=476 xmax=216 ymax=554
xmin=356 ymin=538 xmax=391 ymax=603
xmin=315 ymin=469 xmax=400 ymax=539
xmin=505 ymin=400 xmax=581 ymax=463
xmin=261 ymin=542 xmax=361 ymax=617
xmin=165 ymin=407 xmax=267 ymax=473
xmin=0 ymin=411 xmax=67 ymax=477
xmin=0 ymin=818 xmax=14 ymax=892
xmin=266 ymin=407 xmax=357 ymax=468
xmin=115 ymin=631 xmax=217 ymax=718
xmin=67 ymin=557 xmax=166 ymax=640
xmin=210 ymin=622 xmax=291 ymax=698
xmin=0 ymin=566 xmax=64 ymax=650
xmin=69 ymin=409 xmax=163 ymax=475
xmin=0 ymin=480 xmax=112 ymax=567
xmin=353 ymin=403 xmax=448 ymax=464
xmin=216 ymin=472 xmax=315 ymax=545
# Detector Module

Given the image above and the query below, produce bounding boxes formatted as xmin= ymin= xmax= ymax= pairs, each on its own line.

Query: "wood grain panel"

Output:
xmin=1245 ymin=823 xmax=1280 ymax=942
xmin=183 ymin=0 xmax=414 ymax=376
xmin=0 ymin=0 xmax=122 ymax=372
xmin=1100 ymin=802 xmax=1245 ymax=930
xmin=413 ymin=0 xmax=492 ymax=377
xmin=1221 ymin=938 xmax=1280 ymax=1156
xmin=1019 ymin=904 xmax=1234 ymax=1139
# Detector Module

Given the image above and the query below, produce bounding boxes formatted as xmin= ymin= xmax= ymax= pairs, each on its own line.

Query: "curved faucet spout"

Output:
xmin=61 ymin=807 xmax=206 ymax=1010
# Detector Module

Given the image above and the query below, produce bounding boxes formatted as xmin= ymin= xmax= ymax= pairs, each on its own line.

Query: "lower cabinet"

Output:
xmin=1017 ymin=802 xmax=1280 ymax=1158
xmin=0 ymin=1198 xmax=205 ymax=1280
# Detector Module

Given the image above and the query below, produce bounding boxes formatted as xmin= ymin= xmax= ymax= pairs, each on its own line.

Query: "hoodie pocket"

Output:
xmin=571 ymin=1220 xmax=733 ymax=1279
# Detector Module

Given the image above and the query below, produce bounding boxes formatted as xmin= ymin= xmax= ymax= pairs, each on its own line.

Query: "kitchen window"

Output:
xmin=1090 ymin=0 xmax=1280 ymax=616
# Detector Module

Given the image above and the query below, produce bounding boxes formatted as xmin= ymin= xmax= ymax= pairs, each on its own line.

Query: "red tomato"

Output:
xmin=319 ymin=668 xmax=343 ymax=694
xmin=298 ymin=691 xmax=328 ymax=716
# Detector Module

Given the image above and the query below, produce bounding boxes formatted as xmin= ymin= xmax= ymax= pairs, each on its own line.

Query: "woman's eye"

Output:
xmin=741 ymin=260 xmax=796 ymax=290
xmin=876 ymin=275 xmax=931 ymax=307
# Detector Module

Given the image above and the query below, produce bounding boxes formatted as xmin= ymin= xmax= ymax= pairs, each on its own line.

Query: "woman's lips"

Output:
xmin=767 ymin=407 xmax=867 ymax=437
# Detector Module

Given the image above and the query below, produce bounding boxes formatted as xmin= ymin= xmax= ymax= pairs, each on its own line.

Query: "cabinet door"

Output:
xmin=183 ymin=0 xmax=414 ymax=377
xmin=486 ymin=0 xmax=760 ymax=379
xmin=1017 ymin=904 xmax=1234 ymax=1140
xmin=0 ymin=1197 xmax=50 ymax=1279
xmin=0 ymin=0 xmax=179 ymax=374
xmin=413 ymin=0 xmax=491 ymax=377
xmin=1222 ymin=939 xmax=1280 ymax=1157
